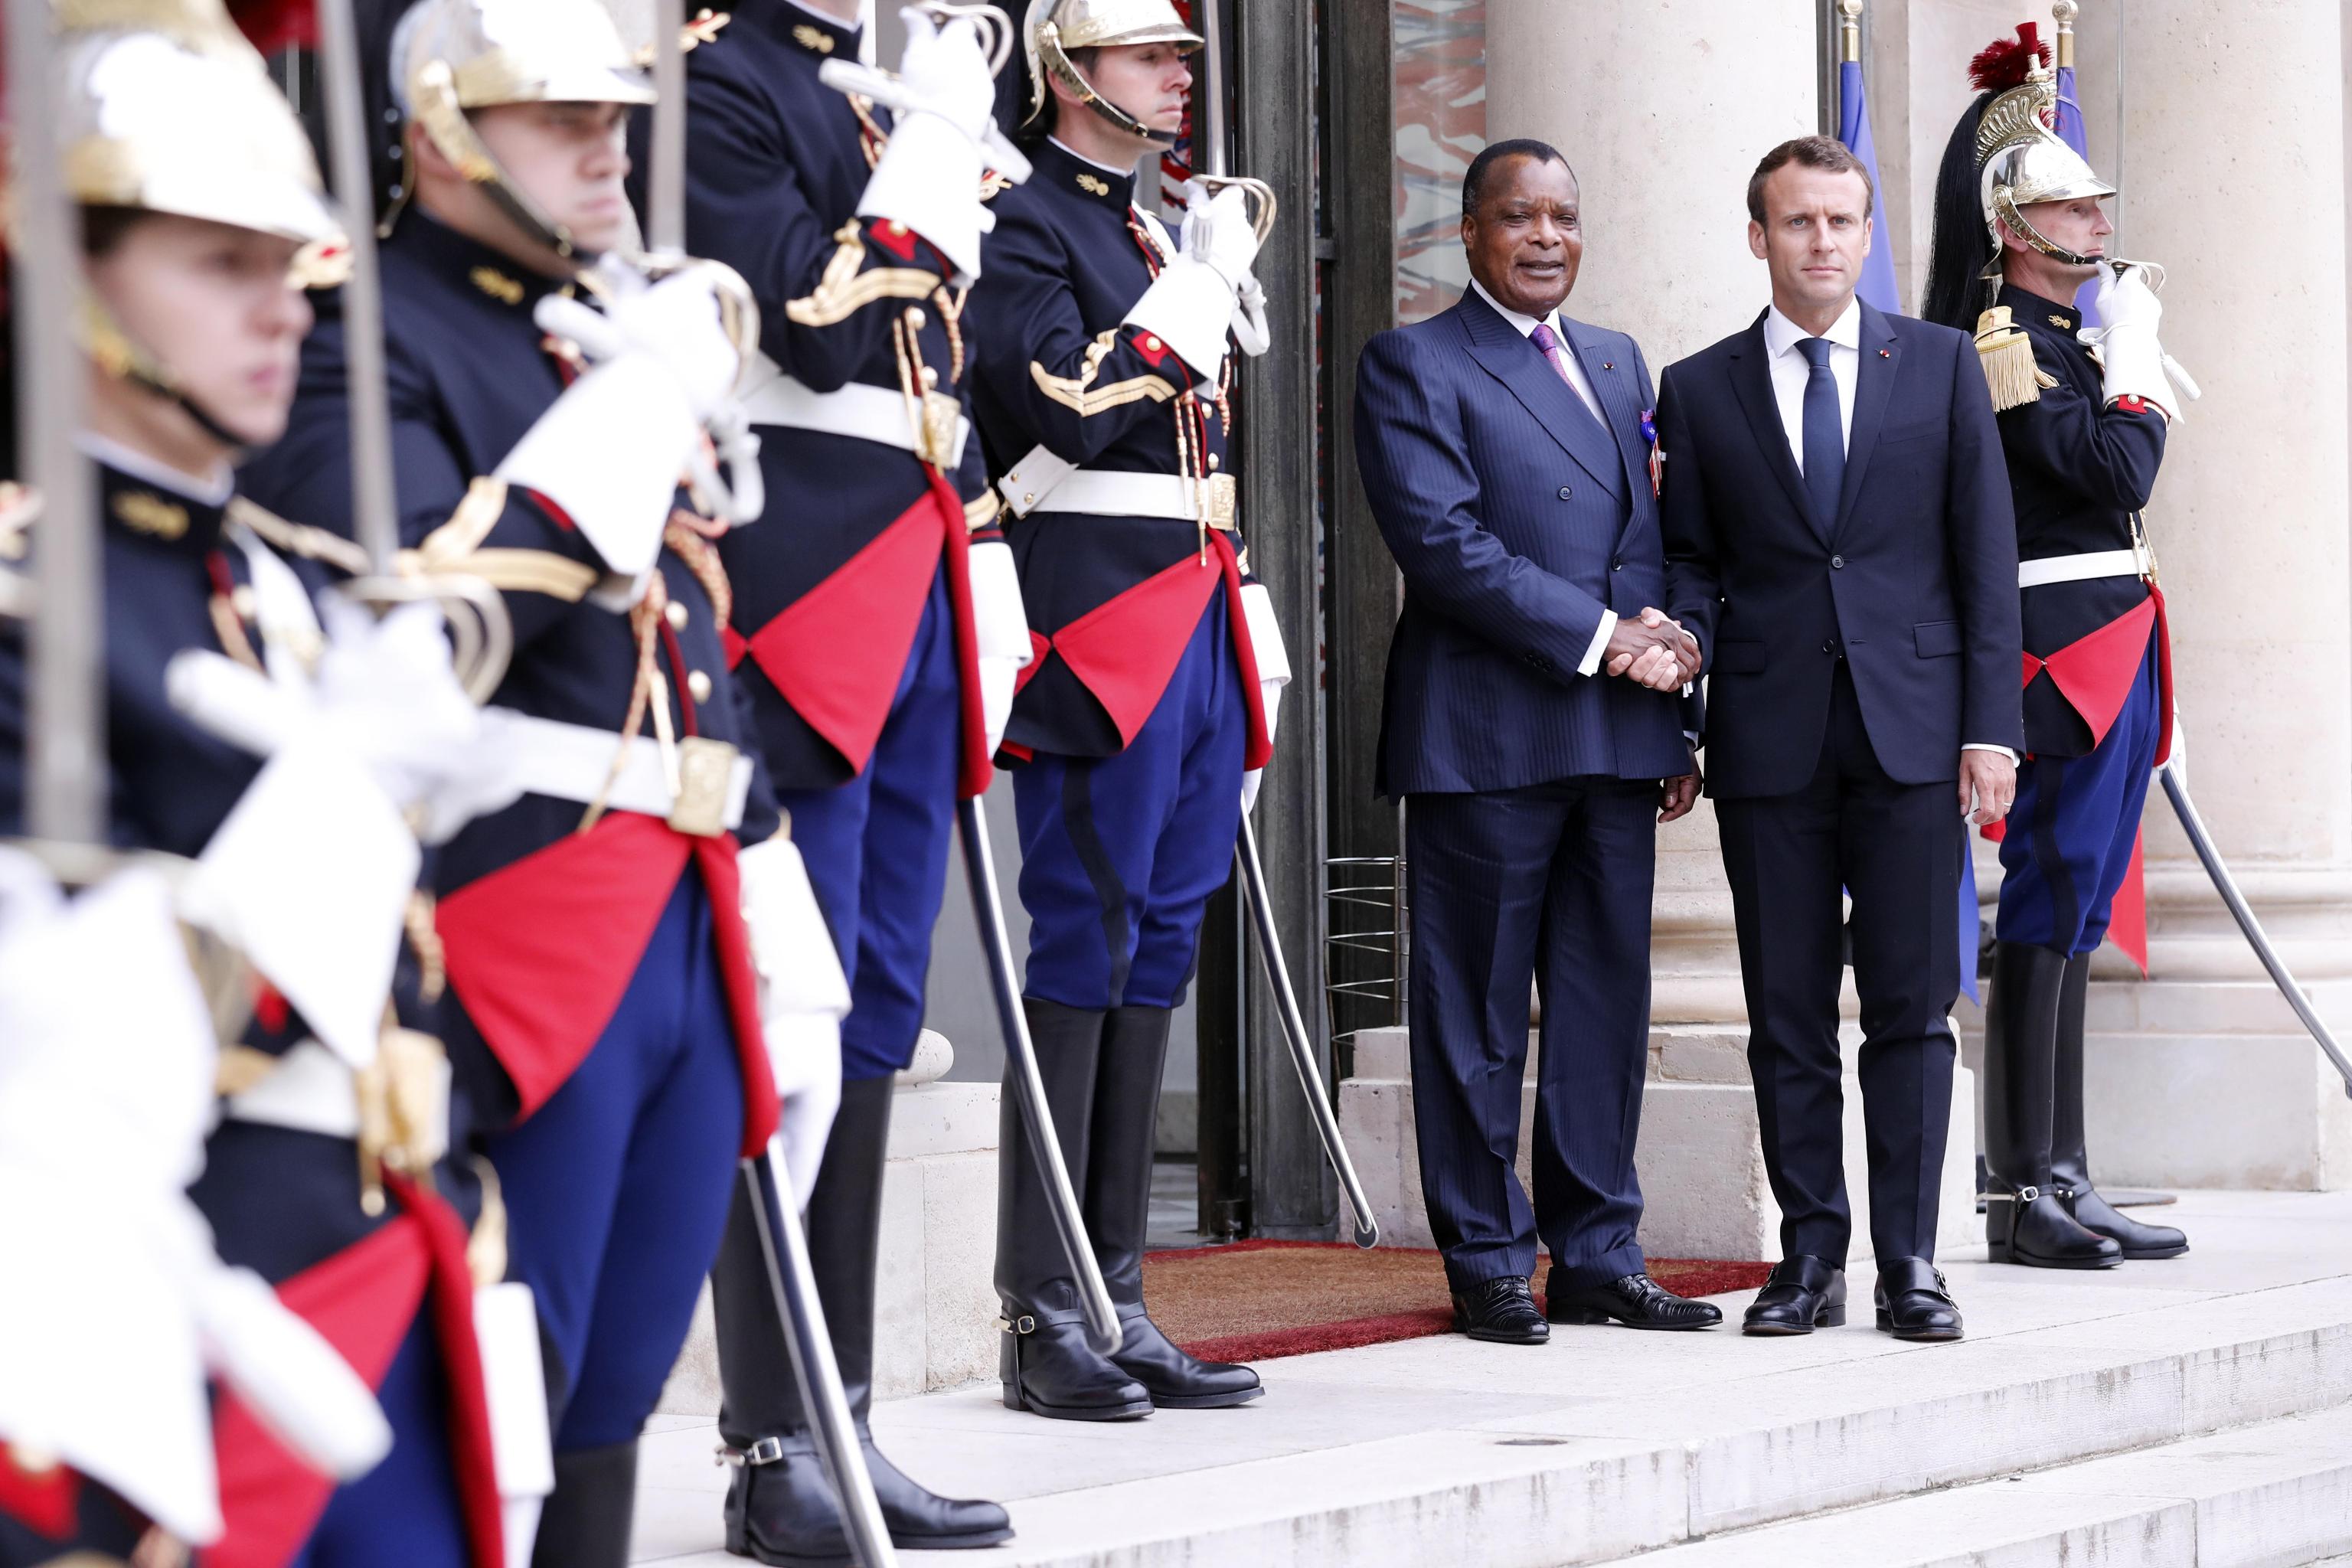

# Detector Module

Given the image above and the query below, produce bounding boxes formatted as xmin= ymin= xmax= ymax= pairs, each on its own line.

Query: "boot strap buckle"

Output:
xmin=715 ymin=1437 xmax=788 ymax=1468
xmin=995 ymin=1314 xmax=1037 ymax=1335
xmin=2017 ymin=1184 xmax=2041 ymax=1202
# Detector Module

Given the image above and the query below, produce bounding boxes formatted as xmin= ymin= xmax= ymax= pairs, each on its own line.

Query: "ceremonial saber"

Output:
xmin=312 ymin=0 xmax=400 ymax=576
xmin=1197 ymin=2 xmax=1373 ymax=1243
xmin=638 ymin=3 xmax=895 ymax=1560
xmin=2160 ymin=763 xmax=2352 ymax=1099
xmin=1236 ymin=820 xmax=1379 ymax=1248
xmin=958 ymin=799 xmax=1122 ymax=1354
xmin=11 ymin=0 xmax=103 ymax=846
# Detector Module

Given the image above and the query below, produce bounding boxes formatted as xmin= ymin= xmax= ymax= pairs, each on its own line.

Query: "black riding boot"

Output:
xmin=2050 ymin=954 xmax=2189 ymax=1259
xmin=996 ymin=999 xmax=1153 ymax=1421
xmin=716 ymin=1078 xmax=1012 ymax=1566
xmin=1984 ymin=942 xmax=2121 ymax=1269
xmin=534 ymin=1442 xmax=639 ymax=1568
xmin=1089 ymin=1005 xmax=1262 ymax=1409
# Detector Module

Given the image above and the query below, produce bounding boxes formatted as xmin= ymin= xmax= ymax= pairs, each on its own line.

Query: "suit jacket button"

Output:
xmin=1612 ymin=559 xmax=1624 ymax=571
xmin=1557 ymin=486 xmax=1573 ymax=501
xmin=1831 ymin=554 xmax=1845 ymax=570
xmin=1821 ymin=639 xmax=1838 ymax=655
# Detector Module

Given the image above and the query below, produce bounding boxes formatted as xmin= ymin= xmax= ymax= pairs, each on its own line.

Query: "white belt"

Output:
xmin=482 ymin=707 xmax=753 ymax=831
xmin=2017 ymin=547 xmax=2149 ymax=590
xmin=740 ymin=363 xmax=971 ymax=468
xmin=1000 ymin=466 xmax=1223 ymax=524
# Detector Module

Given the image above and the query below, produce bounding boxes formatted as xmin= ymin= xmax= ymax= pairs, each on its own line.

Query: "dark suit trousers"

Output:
xmin=1715 ymin=662 xmax=1962 ymax=1268
xmin=1406 ymin=779 xmax=1656 ymax=1292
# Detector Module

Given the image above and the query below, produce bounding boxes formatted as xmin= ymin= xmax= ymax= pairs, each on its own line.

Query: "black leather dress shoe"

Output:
xmin=1452 ymin=1276 xmax=1548 ymax=1344
xmin=2063 ymin=1187 xmax=2188 ymax=1259
xmin=1875 ymin=1257 xmax=1965 ymax=1341
xmin=1742 ymin=1256 xmax=1845 ymax=1336
xmin=1547 ymin=1269 xmax=1723 ymax=1330
xmin=1112 ymin=1307 xmax=1264 ymax=1408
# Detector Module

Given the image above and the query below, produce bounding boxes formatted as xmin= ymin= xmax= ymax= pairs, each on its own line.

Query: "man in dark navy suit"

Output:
xmin=1658 ymin=136 xmax=2024 ymax=1344
xmin=1355 ymin=140 xmax=1719 ymax=1346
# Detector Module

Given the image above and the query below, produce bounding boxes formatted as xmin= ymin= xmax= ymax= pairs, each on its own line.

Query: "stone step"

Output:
xmin=1596 ymin=1401 xmax=2352 ymax=1566
xmin=629 ymin=1194 xmax=2352 ymax=1568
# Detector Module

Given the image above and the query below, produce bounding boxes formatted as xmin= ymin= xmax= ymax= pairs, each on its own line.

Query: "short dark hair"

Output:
xmin=1462 ymin=138 xmax=1575 ymax=217
xmin=1746 ymin=135 xmax=1874 ymax=224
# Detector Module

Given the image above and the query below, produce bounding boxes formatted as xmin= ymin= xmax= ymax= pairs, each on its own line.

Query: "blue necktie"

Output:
xmin=1797 ymin=335 xmax=1843 ymax=530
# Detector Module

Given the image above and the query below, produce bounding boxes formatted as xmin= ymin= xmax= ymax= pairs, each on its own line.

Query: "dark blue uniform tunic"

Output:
xmin=243 ymin=211 xmax=780 ymax=1459
xmin=1990 ymin=283 xmax=2171 ymax=956
xmin=969 ymin=137 xmax=1273 ymax=1011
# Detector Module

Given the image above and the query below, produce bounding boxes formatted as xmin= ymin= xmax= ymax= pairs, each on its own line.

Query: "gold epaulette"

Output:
xmin=228 ymin=496 xmax=372 ymax=576
xmin=1972 ymin=305 xmax=2060 ymax=413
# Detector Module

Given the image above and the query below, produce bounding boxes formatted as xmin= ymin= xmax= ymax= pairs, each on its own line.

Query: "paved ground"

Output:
xmin=628 ymin=1191 xmax=2352 ymax=1566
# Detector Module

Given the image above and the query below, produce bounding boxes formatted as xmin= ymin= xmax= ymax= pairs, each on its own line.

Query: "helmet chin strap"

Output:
xmin=1988 ymin=188 xmax=2101 ymax=269
xmin=1043 ymin=43 xmax=1178 ymax=149
xmin=410 ymin=63 xmax=603 ymax=276
xmin=79 ymin=296 xmax=256 ymax=461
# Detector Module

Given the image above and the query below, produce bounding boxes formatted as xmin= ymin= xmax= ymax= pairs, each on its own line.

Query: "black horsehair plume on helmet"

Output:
xmin=1922 ymin=22 xmax=2050 ymax=332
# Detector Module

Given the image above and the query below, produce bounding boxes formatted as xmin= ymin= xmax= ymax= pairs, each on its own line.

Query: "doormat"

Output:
xmin=1139 ymin=1240 xmax=1773 ymax=1363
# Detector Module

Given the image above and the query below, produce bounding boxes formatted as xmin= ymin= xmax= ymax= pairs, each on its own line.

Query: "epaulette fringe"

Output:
xmin=1973 ymin=305 xmax=2048 ymax=412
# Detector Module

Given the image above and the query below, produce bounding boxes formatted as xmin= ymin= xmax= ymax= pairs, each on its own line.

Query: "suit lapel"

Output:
xmin=1458 ymin=294 xmax=1626 ymax=498
xmin=1832 ymin=302 xmax=1901 ymax=540
xmin=1726 ymin=315 xmax=1817 ymax=536
xmin=1563 ymin=318 xmax=1650 ymax=513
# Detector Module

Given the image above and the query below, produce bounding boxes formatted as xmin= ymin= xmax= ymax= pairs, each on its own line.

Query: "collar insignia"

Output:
xmin=2048 ymin=313 xmax=2073 ymax=328
xmin=472 ymin=266 xmax=525 ymax=306
xmin=1076 ymin=172 xmax=1111 ymax=197
xmin=113 ymin=489 xmax=188 ymax=541
xmin=791 ymin=23 xmax=836 ymax=54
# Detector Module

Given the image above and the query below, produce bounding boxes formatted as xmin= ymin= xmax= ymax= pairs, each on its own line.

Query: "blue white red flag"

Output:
xmin=1837 ymin=59 xmax=1901 ymax=315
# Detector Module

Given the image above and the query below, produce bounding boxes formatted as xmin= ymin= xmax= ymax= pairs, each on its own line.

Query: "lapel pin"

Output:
xmin=1602 ymin=361 xmax=1615 ymax=371
xmin=1879 ymin=348 xmax=1891 ymax=358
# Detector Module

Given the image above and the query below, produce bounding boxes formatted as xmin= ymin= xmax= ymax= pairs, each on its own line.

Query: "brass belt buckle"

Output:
xmin=669 ymin=737 xmax=740 ymax=838
xmin=1202 ymin=472 xmax=1238 ymax=533
xmin=918 ymin=390 xmax=962 ymax=469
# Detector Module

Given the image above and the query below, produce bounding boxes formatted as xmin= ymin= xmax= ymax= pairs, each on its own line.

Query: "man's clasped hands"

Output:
xmin=1605 ymin=607 xmax=1701 ymax=690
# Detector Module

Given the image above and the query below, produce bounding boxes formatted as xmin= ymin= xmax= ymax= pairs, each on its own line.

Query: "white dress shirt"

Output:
xmin=1758 ymin=297 xmax=2015 ymax=766
xmin=1468 ymin=277 xmax=1617 ymax=675
xmin=1761 ymin=298 xmax=1860 ymax=469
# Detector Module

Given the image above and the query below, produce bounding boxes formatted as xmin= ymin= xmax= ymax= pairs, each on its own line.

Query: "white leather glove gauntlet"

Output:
xmin=1125 ymin=182 xmax=1260 ymax=382
xmin=966 ymin=538 xmax=1033 ymax=755
xmin=1237 ymin=582 xmax=1291 ymax=814
xmin=0 ymin=859 xmax=390 ymax=1546
xmin=502 ymin=268 xmax=746 ymax=586
xmin=857 ymin=9 xmax=995 ymax=283
xmin=2086 ymin=263 xmax=2196 ymax=420
xmin=738 ymin=836 xmax=848 ymax=1207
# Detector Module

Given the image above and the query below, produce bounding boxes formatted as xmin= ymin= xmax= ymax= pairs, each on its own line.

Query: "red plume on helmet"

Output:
xmin=228 ymin=0 xmax=318 ymax=54
xmin=1968 ymin=22 xmax=2048 ymax=93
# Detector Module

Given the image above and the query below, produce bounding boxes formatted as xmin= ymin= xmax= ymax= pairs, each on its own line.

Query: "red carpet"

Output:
xmin=1140 ymin=1240 xmax=1772 ymax=1363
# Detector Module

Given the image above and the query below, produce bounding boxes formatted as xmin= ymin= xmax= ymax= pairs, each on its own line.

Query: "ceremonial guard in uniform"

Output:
xmin=648 ymin=5 xmax=1024 ymax=1559
xmin=2 ymin=7 xmax=517 ymax=1564
xmin=242 ymin=4 xmax=846 ymax=1562
xmin=1924 ymin=28 xmax=2195 ymax=1270
xmin=974 ymin=0 xmax=1291 ymax=1422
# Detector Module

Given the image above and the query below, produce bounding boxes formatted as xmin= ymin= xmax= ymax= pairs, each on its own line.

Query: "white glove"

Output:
xmin=1230 ymin=270 xmax=1272 ymax=359
xmin=1237 ymin=583 xmax=1291 ymax=815
xmin=501 ymin=270 xmax=746 ymax=585
xmin=738 ymin=836 xmax=848 ymax=1207
xmin=0 ymin=858 xmax=390 ymax=1546
xmin=856 ymin=10 xmax=993 ymax=283
xmin=966 ymin=538 xmax=1032 ymax=755
xmin=2086 ymin=263 xmax=2193 ymax=420
xmin=1125 ymin=183 xmax=1259 ymax=384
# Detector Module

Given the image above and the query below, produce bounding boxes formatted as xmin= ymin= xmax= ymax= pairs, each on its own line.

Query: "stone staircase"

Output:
xmin=630 ymin=1191 xmax=2352 ymax=1568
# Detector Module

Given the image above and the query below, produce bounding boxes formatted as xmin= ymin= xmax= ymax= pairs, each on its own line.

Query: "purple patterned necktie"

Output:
xmin=1530 ymin=322 xmax=1602 ymax=430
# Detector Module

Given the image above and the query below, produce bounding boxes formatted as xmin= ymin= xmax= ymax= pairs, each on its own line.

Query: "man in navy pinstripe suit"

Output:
xmin=1354 ymin=141 xmax=1720 ymax=1344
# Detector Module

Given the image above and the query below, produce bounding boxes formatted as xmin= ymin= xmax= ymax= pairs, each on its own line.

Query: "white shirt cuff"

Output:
xmin=1962 ymin=743 xmax=2021 ymax=764
xmin=1576 ymin=610 xmax=1618 ymax=678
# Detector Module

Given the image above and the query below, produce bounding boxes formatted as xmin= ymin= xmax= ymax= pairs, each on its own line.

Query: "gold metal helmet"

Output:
xmin=1975 ymin=61 xmax=2115 ymax=266
xmin=56 ymin=5 xmax=344 ymax=259
xmin=394 ymin=0 xmax=653 ymax=260
xmin=1022 ymin=0 xmax=1200 ymax=145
